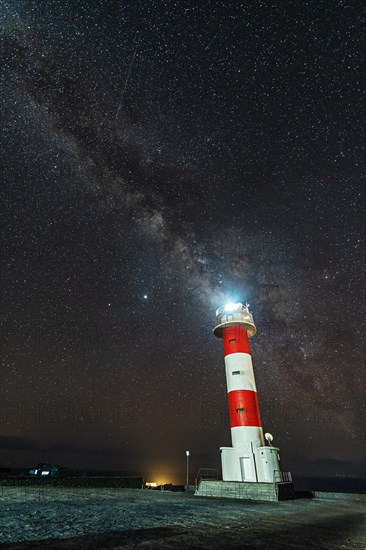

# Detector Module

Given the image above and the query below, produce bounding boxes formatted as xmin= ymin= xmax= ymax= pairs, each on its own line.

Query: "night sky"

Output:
xmin=1 ymin=1 xmax=365 ymax=485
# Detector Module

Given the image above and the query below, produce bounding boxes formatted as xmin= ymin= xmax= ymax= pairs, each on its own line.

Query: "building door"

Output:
xmin=261 ymin=457 xmax=271 ymax=481
xmin=240 ymin=457 xmax=254 ymax=481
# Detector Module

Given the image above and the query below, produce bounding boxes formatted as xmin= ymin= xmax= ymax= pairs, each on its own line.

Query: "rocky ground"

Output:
xmin=0 ymin=487 xmax=364 ymax=549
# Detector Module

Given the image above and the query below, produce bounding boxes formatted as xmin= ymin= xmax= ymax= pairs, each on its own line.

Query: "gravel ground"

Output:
xmin=0 ymin=487 xmax=364 ymax=549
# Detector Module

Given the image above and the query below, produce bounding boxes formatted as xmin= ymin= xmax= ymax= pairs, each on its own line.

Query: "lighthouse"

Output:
xmin=214 ymin=302 xmax=283 ymax=483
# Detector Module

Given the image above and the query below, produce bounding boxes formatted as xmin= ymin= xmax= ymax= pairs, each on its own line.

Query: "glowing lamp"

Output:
xmin=224 ymin=303 xmax=238 ymax=312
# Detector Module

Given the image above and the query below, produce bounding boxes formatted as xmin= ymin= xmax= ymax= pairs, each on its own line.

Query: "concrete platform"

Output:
xmin=195 ymin=480 xmax=295 ymax=501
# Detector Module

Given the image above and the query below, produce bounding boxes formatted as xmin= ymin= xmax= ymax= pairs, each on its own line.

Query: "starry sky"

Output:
xmin=1 ymin=1 xmax=365 ymax=484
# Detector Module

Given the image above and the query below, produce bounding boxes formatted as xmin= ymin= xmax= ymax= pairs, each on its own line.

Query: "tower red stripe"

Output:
xmin=227 ymin=389 xmax=262 ymax=427
xmin=222 ymin=325 xmax=251 ymax=356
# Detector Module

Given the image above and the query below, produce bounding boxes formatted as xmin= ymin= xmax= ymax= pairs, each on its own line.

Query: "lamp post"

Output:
xmin=186 ymin=451 xmax=190 ymax=491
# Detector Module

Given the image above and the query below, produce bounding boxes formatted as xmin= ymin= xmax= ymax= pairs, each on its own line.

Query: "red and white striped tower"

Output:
xmin=214 ymin=302 xmax=281 ymax=483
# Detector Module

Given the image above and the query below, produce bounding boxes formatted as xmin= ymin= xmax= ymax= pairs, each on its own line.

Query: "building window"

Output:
xmin=229 ymin=339 xmax=236 ymax=343
xmin=232 ymin=370 xmax=241 ymax=375
xmin=236 ymin=408 xmax=245 ymax=413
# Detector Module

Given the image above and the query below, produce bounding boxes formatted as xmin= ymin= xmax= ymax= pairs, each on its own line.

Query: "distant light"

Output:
xmin=186 ymin=450 xmax=190 ymax=456
xmin=146 ymin=482 xmax=157 ymax=487
xmin=143 ymin=295 xmax=148 ymax=299
xmin=41 ymin=471 xmax=50 ymax=476
xmin=224 ymin=303 xmax=238 ymax=312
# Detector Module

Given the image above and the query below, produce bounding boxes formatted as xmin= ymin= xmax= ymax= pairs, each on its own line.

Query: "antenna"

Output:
xmin=265 ymin=433 xmax=273 ymax=446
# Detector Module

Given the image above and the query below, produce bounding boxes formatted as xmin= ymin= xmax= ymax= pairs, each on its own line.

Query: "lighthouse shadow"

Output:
xmin=294 ymin=490 xmax=314 ymax=499
xmin=0 ymin=527 xmax=185 ymax=549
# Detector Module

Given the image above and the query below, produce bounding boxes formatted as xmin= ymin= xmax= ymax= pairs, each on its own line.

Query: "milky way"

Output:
xmin=1 ymin=1 xmax=365 ymax=482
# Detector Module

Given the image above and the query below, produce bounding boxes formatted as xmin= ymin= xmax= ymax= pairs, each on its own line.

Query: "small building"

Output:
xmin=28 ymin=463 xmax=61 ymax=477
